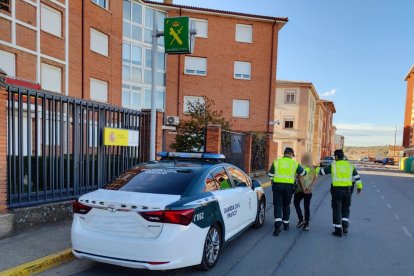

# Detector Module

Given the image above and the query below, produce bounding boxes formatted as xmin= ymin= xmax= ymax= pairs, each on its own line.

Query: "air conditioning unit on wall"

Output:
xmin=166 ymin=116 xmax=180 ymax=126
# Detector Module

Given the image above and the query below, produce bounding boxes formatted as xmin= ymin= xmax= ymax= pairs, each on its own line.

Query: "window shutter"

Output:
xmin=41 ymin=64 xmax=62 ymax=93
xmin=41 ymin=4 xmax=61 ymax=37
xmin=90 ymin=29 xmax=109 ymax=56
xmin=0 ymin=50 xmax=15 ymax=77
xmin=236 ymin=24 xmax=252 ymax=43
xmin=90 ymin=78 xmax=108 ymax=102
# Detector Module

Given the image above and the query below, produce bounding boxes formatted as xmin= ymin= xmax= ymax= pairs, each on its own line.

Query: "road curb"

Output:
xmin=0 ymin=248 xmax=74 ymax=276
xmin=261 ymin=181 xmax=271 ymax=188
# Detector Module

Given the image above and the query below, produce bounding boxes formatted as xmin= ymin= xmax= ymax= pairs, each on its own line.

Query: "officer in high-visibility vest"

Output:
xmin=268 ymin=147 xmax=307 ymax=236
xmin=319 ymin=149 xmax=363 ymax=237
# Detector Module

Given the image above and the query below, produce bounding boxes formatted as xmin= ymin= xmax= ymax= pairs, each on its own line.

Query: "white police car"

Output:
xmin=71 ymin=152 xmax=266 ymax=270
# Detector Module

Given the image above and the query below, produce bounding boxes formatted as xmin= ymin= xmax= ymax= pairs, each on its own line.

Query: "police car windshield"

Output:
xmin=105 ymin=166 xmax=197 ymax=195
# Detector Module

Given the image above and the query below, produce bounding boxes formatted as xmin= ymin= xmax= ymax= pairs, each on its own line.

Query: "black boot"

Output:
xmin=273 ymin=227 xmax=281 ymax=236
xmin=273 ymin=221 xmax=282 ymax=236
xmin=332 ymin=227 xmax=343 ymax=237
xmin=283 ymin=222 xmax=290 ymax=231
xmin=342 ymin=221 xmax=349 ymax=234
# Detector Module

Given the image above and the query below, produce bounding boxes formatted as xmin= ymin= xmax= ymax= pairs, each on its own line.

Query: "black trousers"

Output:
xmin=272 ymin=183 xmax=294 ymax=228
xmin=294 ymin=192 xmax=312 ymax=222
xmin=331 ymin=187 xmax=352 ymax=228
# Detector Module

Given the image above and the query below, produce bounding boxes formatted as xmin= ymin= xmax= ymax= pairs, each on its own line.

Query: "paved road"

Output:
xmin=42 ymin=168 xmax=414 ymax=276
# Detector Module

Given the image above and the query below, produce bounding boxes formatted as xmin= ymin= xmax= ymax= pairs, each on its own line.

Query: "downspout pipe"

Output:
xmin=267 ymin=20 xmax=276 ymax=134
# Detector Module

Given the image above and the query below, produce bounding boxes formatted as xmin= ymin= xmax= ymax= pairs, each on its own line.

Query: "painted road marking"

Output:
xmin=380 ymin=195 xmax=385 ymax=199
xmin=402 ymin=227 xmax=413 ymax=239
xmin=386 ymin=203 xmax=392 ymax=209
xmin=373 ymin=184 xmax=377 ymax=188
xmin=0 ymin=248 xmax=74 ymax=276
xmin=393 ymin=213 xmax=400 ymax=220
xmin=376 ymin=189 xmax=380 ymax=193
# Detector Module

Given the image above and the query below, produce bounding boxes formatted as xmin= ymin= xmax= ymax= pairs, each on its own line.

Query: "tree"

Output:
xmin=170 ymin=97 xmax=231 ymax=152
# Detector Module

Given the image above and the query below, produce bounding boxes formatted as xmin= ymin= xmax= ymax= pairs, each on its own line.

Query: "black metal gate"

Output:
xmin=6 ymin=86 xmax=149 ymax=208
xmin=251 ymin=134 xmax=267 ymax=172
xmin=221 ymin=130 xmax=245 ymax=170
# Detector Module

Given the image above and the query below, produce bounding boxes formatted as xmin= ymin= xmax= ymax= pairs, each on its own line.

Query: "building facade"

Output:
xmin=334 ymin=133 xmax=345 ymax=150
xmin=403 ymin=65 xmax=414 ymax=157
xmin=0 ymin=0 xmax=288 ymax=151
xmin=154 ymin=1 xmax=288 ymax=148
xmin=274 ymin=81 xmax=320 ymax=163
xmin=319 ymin=100 xmax=336 ymax=158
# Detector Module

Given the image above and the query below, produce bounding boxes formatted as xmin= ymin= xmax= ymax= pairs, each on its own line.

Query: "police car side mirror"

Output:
xmin=252 ymin=180 xmax=261 ymax=189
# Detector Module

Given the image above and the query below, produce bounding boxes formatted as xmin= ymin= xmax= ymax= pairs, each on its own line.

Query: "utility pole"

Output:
xmin=394 ymin=125 xmax=397 ymax=158
xmin=150 ymin=12 xmax=166 ymax=161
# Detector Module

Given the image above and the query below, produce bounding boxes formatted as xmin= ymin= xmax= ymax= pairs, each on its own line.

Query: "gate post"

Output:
xmin=265 ymin=135 xmax=278 ymax=171
xmin=0 ymin=86 xmax=13 ymax=238
xmin=205 ymin=125 xmax=221 ymax=153
xmin=243 ymin=134 xmax=252 ymax=174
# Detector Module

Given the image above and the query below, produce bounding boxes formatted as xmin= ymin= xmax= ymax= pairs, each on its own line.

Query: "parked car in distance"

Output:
xmin=320 ymin=156 xmax=334 ymax=168
xmin=374 ymin=158 xmax=383 ymax=164
xmin=383 ymin=158 xmax=395 ymax=165
xmin=360 ymin=157 xmax=369 ymax=162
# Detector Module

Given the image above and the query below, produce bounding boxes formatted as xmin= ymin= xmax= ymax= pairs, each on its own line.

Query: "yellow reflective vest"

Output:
xmin=331 ymin=160 xmax=354 ymax=187
xmin=272 ymin=157 xmax=299 ymax=184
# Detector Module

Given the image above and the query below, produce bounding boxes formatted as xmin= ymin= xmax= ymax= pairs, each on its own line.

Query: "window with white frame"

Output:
xmin=234 ymin=61 xmax=251 ymax=80
xmin=0 ymin=50 xmax=15 ymax=77
xmin=191 ymin=18 xmax=208 ymax=38
xmin=122 ymin=1 xmax=166 ymax=111
xmin=284 ymin=117 xmax=294 ymax=129
xmin=285 ymin=91 xmax=296 ymax=104
xmin=235 ymin=24 xmax=252 ymax=43
xmin=41 ymin=4 xmax=61 ymax=37
xmin=41 ymin=63 xmax=61 ymax=93
xmin=232 ymin=100 xmax=250 ymax=118
xmin=185 ymin=57 xmax=207 ymax=76
xmin=90 ymin=29 xmax=109 ymax=56
xmin=90 ymin=78 xmax=108 ymax=102
xmin=92 ymin=0 xmax=108 ymax=9
xmin=183 ymin=96 xmax=205 ymax=113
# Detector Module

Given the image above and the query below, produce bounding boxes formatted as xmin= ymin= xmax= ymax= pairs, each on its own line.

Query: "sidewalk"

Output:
xmin=0 ymin=220 xmax=73 ymax=274
xmin=0 ymin=175 xmax=271 ymax=275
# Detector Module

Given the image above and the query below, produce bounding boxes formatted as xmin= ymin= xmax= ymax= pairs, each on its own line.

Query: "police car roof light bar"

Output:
xmin=157 ymin=152 xmax=226 ymax=160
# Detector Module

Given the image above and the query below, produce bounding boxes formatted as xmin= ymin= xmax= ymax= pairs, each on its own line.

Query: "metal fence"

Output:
xmin=221 ymin=130 xmax=245 ymax=170
xmin=251 ymin=134 xmax=268 ymax=172
xmin=6 ymin=86 xmax=149 ymax=208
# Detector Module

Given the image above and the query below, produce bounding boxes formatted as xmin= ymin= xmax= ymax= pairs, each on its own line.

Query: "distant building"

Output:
xmin=318 ymin=100 xmax=336 ymax=158
xmin=275 ymin=81 xmax=328 ymax=164
xmin=334 ymin=133 xmax=345 ymax=150
xmin=403 ymin=65 xmax=414 ymax=157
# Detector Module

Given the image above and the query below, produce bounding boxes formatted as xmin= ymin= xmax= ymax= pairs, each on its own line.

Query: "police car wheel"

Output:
xmin=198 ymin=223 xmax=222 ymax=270
xmin=253 ymin=199 xmax=266 ymax=228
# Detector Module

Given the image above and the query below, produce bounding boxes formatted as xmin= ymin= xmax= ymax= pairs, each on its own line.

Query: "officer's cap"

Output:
xmin=284 ymin=147 xmax=295 ymax=156
xmin=334 ymin=149 xmax=345 ymax=159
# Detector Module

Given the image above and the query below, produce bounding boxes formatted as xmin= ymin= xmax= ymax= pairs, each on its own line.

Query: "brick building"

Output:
xmin=274 ymin=80 xmax=320 ymax=163
xmin=319 ymin=100 xmax=336 ymax=158
xmin=0 ymin=0 xmax=287 ymax=146
xmin=403 ymin=65 xmax=414 ymax=157
xmin=148 ymin=1 xmax=288 ymax=148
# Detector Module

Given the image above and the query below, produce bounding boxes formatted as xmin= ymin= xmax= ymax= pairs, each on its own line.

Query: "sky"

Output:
xmin=164 ymin=0 xmax=413 ymax=146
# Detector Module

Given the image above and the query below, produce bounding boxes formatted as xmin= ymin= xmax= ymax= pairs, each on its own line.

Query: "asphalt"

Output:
xmin=4 ymin=168 xmax=414 ymax=276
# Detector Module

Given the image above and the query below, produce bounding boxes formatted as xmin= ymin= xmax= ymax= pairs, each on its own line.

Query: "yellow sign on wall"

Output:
xmin=103 ymin=127 xmax=139 ymax=147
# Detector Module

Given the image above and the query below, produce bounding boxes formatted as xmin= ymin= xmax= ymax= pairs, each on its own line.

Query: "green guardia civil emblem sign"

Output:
xmin=164 ymin=17 xmax=191 ymax=54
